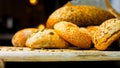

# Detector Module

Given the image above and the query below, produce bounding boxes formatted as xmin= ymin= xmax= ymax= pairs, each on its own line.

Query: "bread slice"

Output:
xmin=93 ymin=18 xmax=120 ymax=50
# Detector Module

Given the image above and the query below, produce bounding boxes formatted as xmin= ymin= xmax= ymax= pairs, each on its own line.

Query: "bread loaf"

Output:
xmin=25 ymin=29 xmax=69 ymax=49
xmin=54 ymin=21 xmax=92 ymax=49
xmin=46 ymin=2 xmax=115 ymax=28
xmin=11 ymin=28 xmax=38 ymax=47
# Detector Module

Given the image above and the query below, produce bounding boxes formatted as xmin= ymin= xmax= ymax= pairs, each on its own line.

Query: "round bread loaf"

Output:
xmin=54 ymin=21 xmax=92 ymax=49
xmin=11 ymin=28 xmax=38 ymax=47
xmin=46 ymin=2 xmax=115 ymax=28
xmin=25 ymin=29 xmax=69 ymax=49
xmin=93 ymin=18 xmax=120 ymax=50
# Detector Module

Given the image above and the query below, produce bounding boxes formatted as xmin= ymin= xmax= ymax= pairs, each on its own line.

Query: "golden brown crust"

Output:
xmin=54 ymin=21 xmax=92 ymax=49
xmin=86 ymin=26 xmax=99 ymax=40
xmin=95 ymin=31 xmax=120 ymax=50
xmin=46 ymin=2 xmax=114 ymax=28
xmin=93 ymin=18 xmax=120 ymax=50
xmin=25 ymin=29 xmax=69 ymax=49
xmin=11 ymin=28 xmax=38 ymax=47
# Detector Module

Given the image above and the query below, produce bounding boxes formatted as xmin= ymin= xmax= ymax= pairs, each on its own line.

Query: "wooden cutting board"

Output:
xmin=0 ymin=46 xmax=120 ymax=62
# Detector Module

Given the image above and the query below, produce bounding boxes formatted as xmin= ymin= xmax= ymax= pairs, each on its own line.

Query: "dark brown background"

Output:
xmin=0 ymin=0 xmax=70 ymax=46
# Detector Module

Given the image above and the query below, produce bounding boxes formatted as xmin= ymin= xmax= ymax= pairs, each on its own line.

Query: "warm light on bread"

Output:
xmin=46 ymin=2 xmax=114 ymax=28
xmin=11 ymin=28 xmax=38 ymax=47
xmin=54 ymin=21 xmax=92 ymax=49
xmin=25 ymin=29 xmax=69 ymax=49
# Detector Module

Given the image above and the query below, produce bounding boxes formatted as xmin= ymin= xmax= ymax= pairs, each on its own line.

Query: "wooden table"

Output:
xmin=0 ymin=46 xmax=120 ymax=62
xmin=0 ymin=46 xmax=120 ymax=68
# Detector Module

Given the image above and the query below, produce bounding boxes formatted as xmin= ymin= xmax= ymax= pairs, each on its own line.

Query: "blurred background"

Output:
xmin=0 ymin=0 xmax=71 ymax=46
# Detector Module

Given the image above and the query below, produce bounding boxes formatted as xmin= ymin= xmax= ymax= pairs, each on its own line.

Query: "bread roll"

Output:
xmin=54 ymin=21 xmax=92 ymax=49
xmin=93 ymin=18 xmax=120 ymax=50
xmin=25 ymin=29 xmax=69 ymax=49
xmin=11 ymin=28 xmax=38 ymax=47
xmin=46 ymin=2 xmax=114 ymax=28
xmin=86 ymin=26 xmax=99 ymax=40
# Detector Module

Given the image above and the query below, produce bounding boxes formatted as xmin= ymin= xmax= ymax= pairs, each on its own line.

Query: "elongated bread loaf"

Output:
xmin=46 ymin=2 xmax=114 ymax=28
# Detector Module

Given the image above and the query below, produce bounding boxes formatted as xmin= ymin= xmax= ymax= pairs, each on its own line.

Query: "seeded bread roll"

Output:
xmin=54 ymin=21 xmax=92 ymax=49
xmin=11 ymin=28 xmax=38 ymax=47
xmin=86 ymin=26 xmax=99 ymax=39
xmin=46 ymin=2 xmax=114 ymax=28
xmin=93 ymin=18 xmax=120 ymax=50
xmin=25 ymin=29 xmax=69 ymax=49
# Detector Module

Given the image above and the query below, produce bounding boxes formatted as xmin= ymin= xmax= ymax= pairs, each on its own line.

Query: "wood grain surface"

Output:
xmin=0 ymin=46 xmax=120 ymax=62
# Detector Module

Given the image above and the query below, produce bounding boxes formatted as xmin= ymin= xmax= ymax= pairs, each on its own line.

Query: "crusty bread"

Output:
xmin=86 ymin=26 xmax=99 ymax=40
xmin=25 ymin=29 xmax=69 ymax=49
xmin=93 ymin=18 xmax=120 ymax=50
xmin=11 ymin=28 xmax=38 ymax=47
xmin=46 ymin=2 xmax=114 ymax=28
xmin=54 ymin=21 xmax=92 ymax=49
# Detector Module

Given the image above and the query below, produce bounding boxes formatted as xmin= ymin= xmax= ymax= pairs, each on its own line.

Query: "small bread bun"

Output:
xmin=54 ymin=21 xmax=92 ymax=49
xmin=11 ymin=28 xmax=38 ymax=47
xmin=86 ymin=26 xmax=99 ymax=37
xmin=86 ymin=26 xmax=99 ymax=42
xmin=93 ymin=18 xmax=120 ymax=50
xmin=25 ymin=29 xmax=69 ymax=49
